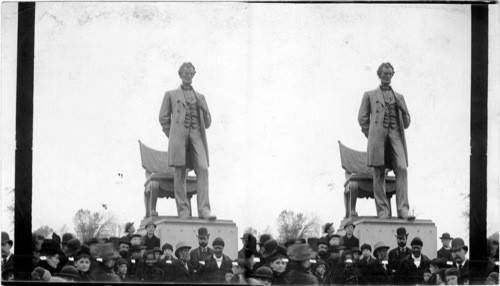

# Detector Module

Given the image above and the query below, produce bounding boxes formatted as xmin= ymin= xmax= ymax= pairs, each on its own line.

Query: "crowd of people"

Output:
xmin=1 ymin=221 xmax=499 ymax=285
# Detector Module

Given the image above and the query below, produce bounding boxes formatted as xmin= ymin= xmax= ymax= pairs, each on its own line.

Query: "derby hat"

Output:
xmin=124 ymin=222 xmax=135 ymax=232
xmin=395 ymin=227 xmax=409 ymax=238
xmin=262 ymin=239 xmax=278 ymax=258
xmin=316 ymin=258 xmax=326 ymax=266
xmin=162 ymin=243 xmax=173 ymax=252
xmin=58 ymin=265 xmax=81 ymax=281
xmin=373 ymin=241 xmax=390 ymax=258
xmin=258 ymin=234 xmax=271 ymax=246
xmin=175 ymin=241 xmax=191 ymax=258
xmin=411 ymin=237 xmax=423 ymax=247
xmin=445 ymin=267 xmax=461 ymax=278
xmin=288 ymin=244 xmax=315 ymax=261
xmin=253 ymin=266 xmax=277 ymax=283
xmin=116 ymin=258 xmax=128 ymax=266
xmin=61 ymin=233 xmax=74 ymax=245
xmin=439 ymin=233 xmax=453 ymax=240
xmin=267 ymin=246 xmax=288 ymax=262
xmin=317 ymin=237 xmax=329 ymax=247
xmin=212 ymin=237 xmax=225 ymax=247
xmin=1 ymin=232 xmax=13 ymax=246
xmin=450 ymin=237 xmax=468 ymax=252
xmin=324 ymin=222 xmax=334 ymax=233
xmin=92 ymin=243 xmax=120 ymax=260
xmin=430 ymin=258 xmax=448 ymax=268
xmin=344 ymin=221 xmax=356 ymax=229
xmin=360 ymin=243 xmax=372 ymax=252
xmin=197 ymin=227 xmax=209 ymax=238
xmin=119 ymin=238 xmax=131 ymax=247
xmin=66 ymin=238 xmax=82 ymax=257
xmin=40 ymin=239 xmax=64 ymax=256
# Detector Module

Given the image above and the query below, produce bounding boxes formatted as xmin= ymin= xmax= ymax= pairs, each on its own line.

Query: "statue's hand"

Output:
xmin=198 ymin=99 xmax=208 ymax=113
xmin=396 ymin=99 xmax=407 ymax=114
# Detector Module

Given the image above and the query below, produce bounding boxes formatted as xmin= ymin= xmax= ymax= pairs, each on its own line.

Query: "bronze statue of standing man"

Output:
xmin=159 ymin=62 xmax=216 ymax=220
xmin=358 ymin=63 xmax=414 ymax=220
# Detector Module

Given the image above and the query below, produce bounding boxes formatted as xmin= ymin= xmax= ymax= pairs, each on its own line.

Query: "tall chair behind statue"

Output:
xmin=139 ymin=140 xmax=197 ymax=218
xmin=338 ymin=141 xmax=396 ymax=218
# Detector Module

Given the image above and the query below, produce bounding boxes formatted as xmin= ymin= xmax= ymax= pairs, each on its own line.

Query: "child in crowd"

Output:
xmin=73 ymin=247 xmax=92 ymax=281
xmin=135 ymin=250 xmax=163 ymax=282
xmin=422 ymin=268 xmax=432 ymax=284
xmin=115 ymin=258 xmax=130 ymax=282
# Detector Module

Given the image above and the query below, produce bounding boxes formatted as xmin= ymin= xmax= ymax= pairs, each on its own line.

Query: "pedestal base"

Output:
xmin=138 ymin=216 xmax=239 ymax=259
xmin=339 ymin=216 xmax=437 ymax=259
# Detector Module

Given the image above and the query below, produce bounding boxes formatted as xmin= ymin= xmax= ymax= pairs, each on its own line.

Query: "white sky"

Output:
xmin=2 ymin=3 xmax=499 ymax=252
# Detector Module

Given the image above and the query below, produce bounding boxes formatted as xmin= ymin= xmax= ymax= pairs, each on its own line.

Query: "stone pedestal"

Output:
xmin=339 ymin=216 xmax=437 ymax=259
xmin=138 ymin=216 xmax=239 ymax=259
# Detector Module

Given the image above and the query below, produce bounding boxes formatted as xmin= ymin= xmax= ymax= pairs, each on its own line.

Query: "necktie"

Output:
xmin=459 ymin=264 xmax=462 ymax=270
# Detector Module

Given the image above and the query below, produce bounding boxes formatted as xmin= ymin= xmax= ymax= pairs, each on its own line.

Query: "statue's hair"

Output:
xmin=178 ymin=62 xmax=196 ymax=76
xmin=377 ymin=62 xmax=395 ymax=77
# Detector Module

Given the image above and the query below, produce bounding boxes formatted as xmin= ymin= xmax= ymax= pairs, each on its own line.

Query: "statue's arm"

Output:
xmin=398 ymin=95 xmax=411 ymax=129
xmin=358 ymin=92 xmax=371 ymax=138
xmin=159 ymin=92 xmax=172 ymax=137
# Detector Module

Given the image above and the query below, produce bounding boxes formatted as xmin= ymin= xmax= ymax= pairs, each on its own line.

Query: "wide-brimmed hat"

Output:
xmin=162 ymin=243 xmax=173 ymax=252
xmin=252 ymin=266 xmax=277 ymax=283
xmin=66 ymin=238 xmax=81 ymax=257
xmin=258 ymin=234 xmax=271 ymax=246
xmin=440 ymin=233 xmax=453 ymax=240
xmin=373 ymin=241 xmax=390 ymax=258
xmin=288 ymin=244 xmax=315 ymax=261
xmin=411 ymin=237 xmax=423 ymax=247
xmin=58 ymin=265 xmax=81 ymax=281
xmin=324 ymin=222 xmax=334 ymax=233
xmin=197 ymin=227 xmax=209 ymax=238
xmin=145 ymin=221 xmax=156 ymax=229
xmin=1 ymin=232 xmax=13 ymax=246
xmin=451 ymin=237 xmax=468 ymax=252
xmin=92 ymin=243 xmax=120 ymax=260
xmin=124 ymin=222 xmax=135 ymax=232
xmin=40 ymin=239 xmax=64 ymax=256
xmin=262 ymin=239 xmax=278 ymax=258
xmin=395 ymin=227 xmax=409 ymax=238
xmin=344 ymin=222 xmax=356 ymax=229
xmin=175 ymin=241 xmax=191 ymax=258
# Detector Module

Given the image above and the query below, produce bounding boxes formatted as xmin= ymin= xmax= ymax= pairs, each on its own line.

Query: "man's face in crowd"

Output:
xmin=345 ymin=225 xmax=354 ymax=236
xmin=429 ymin=264 xmax=438 ymax=274
xmin=377 ymin=248 xmax=389 ymax=260
xmin=353 ymin=251 xmax=360 ymax=261
xmin=270 ymin=258 xmax=287 ymax=274
xmin=198 ymin=236 xmax=209 ymax=248
xmin=327 ymin=225 xmax=335 ymax=235
xmin=119 ymin=243 xmax=129 ymax=253
xmin=446 ymin=275 xmax=459 ymax=285
xmin=330 ymin=237 xmax=340 ymax=246
xmin=75 ymin=257 xmax=90 ymax=272
xmin=330 ymin=250 xmax=341 ymax=260
xmin=412 ymin=245 xmax=422 ymax=257
xmin=117 ymin=264 xmax=127 ymax=275
xmin=130 ymin=237 xmax=141 ymax=246
xmin=128 ymin=225 xmax=136 ymax=234
xmin=180 ymin=67 xmax=196 ymax=86
xmin=146 ymin=225 xmax=155 ymax=235
xmin=423 ymin=272 xmax=432 ymax=282
xmin=179 ymin=248 xmax=190 ymax=262
xmin=362 ymin=249 xmax=371 ymax=258
xmin=1 ymin=242 xmax=11 ymax=258
xmin=397 ymin=236 xmax=407 ymax=248
xmin=46 ymin=254 xmax=60 ymax=268
xmin=441 ymin=238 xmax=451 ymax=248
xmin=451 ymin=248 xmax=467 ymax=264
xmin=379 ymin=66 xmax=394 ymax=86
xmin=214 ymin=245 xmax=224 ymax=258
xmin=145 ymin=254 xmax=156 ymax=267
xmin=132 ymin=250 xmax=142 ymax=260
xmin=317 ymin=244 xmax=328 ymax=257
xmin=163 ymin=249 xmax=173 ymax=259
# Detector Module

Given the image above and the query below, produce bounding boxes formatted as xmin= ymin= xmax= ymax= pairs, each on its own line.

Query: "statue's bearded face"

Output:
xmin=180 ymin=67 xmax=196 ymax=86
xmin=379 ymin=67 xmax=394 ymax=86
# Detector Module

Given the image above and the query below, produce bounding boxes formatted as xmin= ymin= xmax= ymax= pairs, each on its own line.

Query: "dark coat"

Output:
xmin=287 ymin=263 xmax=318 ymax=285
xmin=327 ymin=258 xmax=344 ymax=284
xmin=89 ymin=262 xmax=121 ymax=282
xmin=158 ymin=257 xmax=176 ymax=282
xmin=437 ymin=247 xmax=453 ymax=261
xmin=1 ymin=254 xmax=14 ymax=280
xmin=127 ymin=257 xmax=142 ymax=277
xmin=134 ymin=265 xmax=163 ymax=282
xmin=397 ymin=254 xmax=431 ymax=285
xmin=37 ymin=259 xmax=58 ymax=276
xmin=190 ymin=246 xmax=214 ymax=281
xmin=172 ymin=259 xmax=195 ymax=283
xmin=453 ymin=259 xmax=470 ymax=284
xmin=340 ymin=235 xmax=360 ymax=250
xmin=143 ymin=234 xmax=160 ymax=250
xmin=357 ymin=256 xmax=376 ymax=272
xmin=362 ymin=259 xmax=392 ymax=285
xmin=202 ymin=254 xmax=233 ymax=283
xmin=274 ymin=271 xmax=290 ymax=285
xmin=388 ymin=246 xmax=412 ymax=272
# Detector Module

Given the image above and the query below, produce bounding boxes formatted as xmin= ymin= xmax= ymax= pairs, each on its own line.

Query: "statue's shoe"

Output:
xmin=201 ymin=215 xmax=217 ymax=220
xmin=399 ymin=214 xmax=416 ymax=220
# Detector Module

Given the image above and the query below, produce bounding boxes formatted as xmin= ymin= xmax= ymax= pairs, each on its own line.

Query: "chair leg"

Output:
xmin=350 ymin=187 xmax=358 ymax=217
